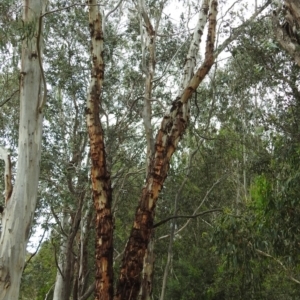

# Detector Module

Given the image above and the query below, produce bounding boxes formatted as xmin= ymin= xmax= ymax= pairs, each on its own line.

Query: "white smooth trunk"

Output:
xmin=53 ymin=214 xmax=68 ymax=300
xmin=179 ymin=0 xmax=209 ymax=93
xmin=0 ymin=0 xmax=45 ymax=299
xmin=78 ymin=203 xmax=93 ymax=297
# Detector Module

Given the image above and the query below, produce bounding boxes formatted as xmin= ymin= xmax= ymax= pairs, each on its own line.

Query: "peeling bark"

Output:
xmin=138 ymin=235 xmax=154 ymax=300
xmin=273 ymin=0 xmax=300 ymax=67
xmin=179 ymin=0 xmax=209 ymax=92
xmin=114 ymin=1 xmax=218 ymax=299
xmin=86 ymin=1 xmax=113 ymax=299
xmin=0 ymin=147 xmax=13 ymax=204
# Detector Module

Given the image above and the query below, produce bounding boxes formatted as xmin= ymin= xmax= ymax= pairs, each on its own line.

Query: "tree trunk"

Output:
xmin=52 ymin=212 xmax=78 ymax=300
xmin=0 ymin=0 xmax=46 ymax=299
xmin=273 ymin=0 xmax=300 ymax=66
xmin=53 ymin=213 xmax=69 ymax=300
xmin=86 ymin=1 xmax=114 ymax=299
xmin=114 ymin=1 xmax=218 ymax=299
xmin=137 ymin=1 xmax=162 ymax=298
xmin=78 ymin=201 xmax=93 ymax=298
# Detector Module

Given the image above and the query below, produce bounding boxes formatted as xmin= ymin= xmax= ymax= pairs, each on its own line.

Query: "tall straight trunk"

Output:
xmin=114 ymin=1 xmax=218 ymax=299
xmin=53 ymin=214 xmax=70 ymax=300
xmin=137 ymin=1 xmax=162 ymax=298
xmin=78 ymin=202 xmax=93 ymax=298
xmin=0 ymin=0 xmax=46 ymax=299
xmin=138 ymin=0 xmax=157 ymax=174
xmin=86 ymin=1 xmax=113 ymax=299
xmin=52 ymin=209 xmax=80 ymax=300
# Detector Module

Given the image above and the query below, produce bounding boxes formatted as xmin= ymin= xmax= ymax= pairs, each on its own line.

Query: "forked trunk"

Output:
xmin=114 ymin=1 xmax=218 ymax=299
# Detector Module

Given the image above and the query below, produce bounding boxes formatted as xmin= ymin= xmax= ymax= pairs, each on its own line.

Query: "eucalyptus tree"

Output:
xmin=0 ymin=0 xmax=47 ymax=298
xmin=95 ymin=1 xmax=270 ymax=298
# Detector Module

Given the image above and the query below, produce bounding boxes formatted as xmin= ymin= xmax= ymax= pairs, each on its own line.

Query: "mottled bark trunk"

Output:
xmin=114 ymin=1 xmax=218 ymax=299
xmin=86 ymin=1 xmax=113 ymax=299
xmin=0 ymin=1 xmax=46 ymax=299
xmin=137 ymin=1 xmax=162 ymax=299
xmin=138 ymin=236 xmax=155 ymax=300
xmin=273 ymin=0 xmax=300 ymax=66
xmin=179 ymin=0 xmax=209 ymax=92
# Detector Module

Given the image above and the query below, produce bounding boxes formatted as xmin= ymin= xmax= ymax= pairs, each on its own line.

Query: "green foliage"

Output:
xmin=250 ymin=174 xmax=271 ymax=211
xmin=20 ymin=241 xmax=56 ymax=300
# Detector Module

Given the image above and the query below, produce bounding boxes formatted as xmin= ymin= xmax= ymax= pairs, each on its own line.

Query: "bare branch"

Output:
xmin=158 ymin=176 xmax=225 ymax=240
xmin=79 ymin=281 xmax=96 ymax=300
xmin=214 ymin=0 xmax=272 ymax=58
xmin=0 ymin=89 xmax=19 ymax=107
xmin=23 ymin=224 xmax=48 ymax=271
xmin=44 ymin=283 xmax=55 ymax=300
xmin=51 ymin=238 xmax=65 ymax=280
xmin=153 ymin=208 xmax=222 ymax=228
xmin=105 ymin=0 xmax=123 ymax=19
xmin=255 ymin=248 xmax=300 ymax=285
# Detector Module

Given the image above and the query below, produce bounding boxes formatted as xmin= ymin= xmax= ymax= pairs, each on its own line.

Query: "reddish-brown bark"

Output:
xmin=114 ymin=1 xmax=218 ymax=299
xmin=86 ymin=1 xmax=113 ymax=299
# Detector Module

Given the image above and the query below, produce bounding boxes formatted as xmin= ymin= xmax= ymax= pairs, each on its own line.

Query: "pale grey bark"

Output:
xmin=0 ymin=0 xmax=46 ymax=298
xmin=136 ymin=0 xmax=163 ymax=298
xmin=53 ymin=213 xmax=68 ymax=300
xmin=78 ymin=200 xmax=93 ymax=297
xmin=137 ymin=0 xmax=160 ymax=175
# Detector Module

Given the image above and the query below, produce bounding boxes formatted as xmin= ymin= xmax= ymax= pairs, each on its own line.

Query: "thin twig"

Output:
xmin=0 ymin=89 xmax=19 ymax=107
xmin=158 ymin=176 xmax=225 ymax=240
xmin=79 ymin=281 xmax=96 ymax=300
xmin=44 ymin=283 xmax=55 ymax=300
xmin=153 ymin=208 xmax=222 ymax=228
xmin=51 ymin=237 xmax=64 ymax=280
xmin=105 ymin=0 xmax=123 ymax=19
xmin=214 ymin=0 xmax=272 ymax=58
xmin=23 ymin=225 xmax=48 ymax=271
xmin=255 ymin=248 xmax=300 ymax=285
